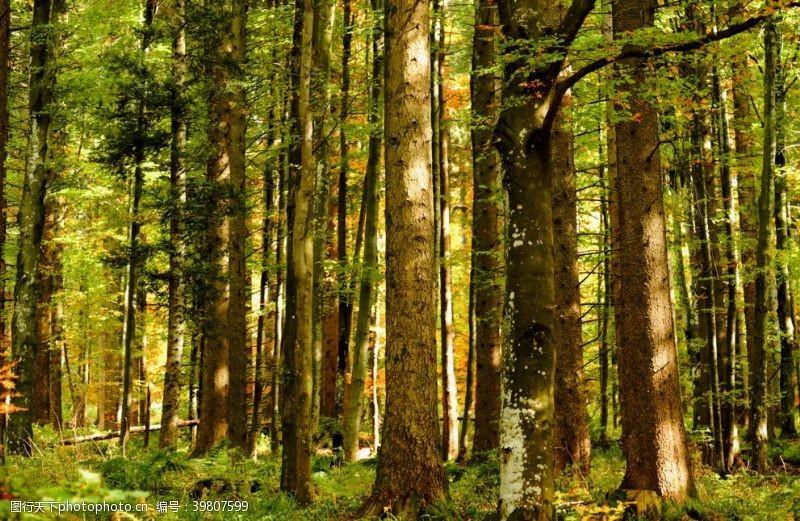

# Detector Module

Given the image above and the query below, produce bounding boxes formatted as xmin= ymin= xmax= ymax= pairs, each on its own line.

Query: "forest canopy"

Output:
xmin=0 ymin=0 xmax=800 ymax=520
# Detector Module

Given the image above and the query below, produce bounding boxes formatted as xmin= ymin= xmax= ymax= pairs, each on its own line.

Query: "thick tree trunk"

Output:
xmin=750 ymin=16 xmax=779 ymax=472
xmin=193 ymin=0 xmax=249 ymax=456
xmin=8 ymin=0 xmax=61 ymax=456
xmin=469 ymin=0 xmax=502 ymax=456
xmin=279 ymin=0 xmax=315 ymax=502
xmin=342 ymin=0 xmax=382 ymax=464
xmin=160 ymin=0 xmax=187 ymax=450
xmin=613 ymin=0 xmax=693 ymax=500
xmin=360 ymin=0 xmax=446 ymax=513
xmin=552 ymin=108 xmax=590 ymax=476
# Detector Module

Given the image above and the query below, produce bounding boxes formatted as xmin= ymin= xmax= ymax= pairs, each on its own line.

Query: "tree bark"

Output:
xmin=9 ymin=0 xmax=63 ymax=455
xmin=435 ymin=0 xmax=458 ymax=462
xmin=469 ymin=0 xmax=502 ymax=456
xmin=279 ymin=0 xmax=315 ymax=502
xmin=160 ymin=0 xmax=187 ymax=450
xmin=225 ymin=0 xmax=249 ymax=453
xmin=310 ymin=0 xmax=336 ymax=434
xmin=613 ymin=0 xmax=693 ymax=500
xmin=342 ymin=0 xmax=382 ymax=464
xmin=750 ymin=14 xmax=779 ymax=472
xmin=360 ymin=0 xmax=446 ymax=513
xmin=552 ymin=107 xmax=590 ymax=476
xmin=774 ymin=40 xmax=797 ymax=439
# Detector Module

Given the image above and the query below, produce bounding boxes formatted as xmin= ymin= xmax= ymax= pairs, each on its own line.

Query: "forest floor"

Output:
xmin=1 ymin=429 xmax=800 ymax=520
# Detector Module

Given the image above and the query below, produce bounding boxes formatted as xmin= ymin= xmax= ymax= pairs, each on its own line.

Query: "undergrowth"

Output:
xmin=1 ymin=431 xmax=799 ymax=520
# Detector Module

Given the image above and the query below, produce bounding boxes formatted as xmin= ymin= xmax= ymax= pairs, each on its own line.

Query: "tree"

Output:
xmin=469 ymin=0 xmax=502 ymax=457
xmin=160 ymin=0 xmax=187 ymax=450
xmin=552 ymin=107 xmax=590 ymax=476
xmin=9 ymin=0 xmax=65 ymax=456
xmin=612 ymin=0 xmax=693 ymax=499
xmin=360 ymin=0 xmax=446 ymax=512
xmin=750 ymin=13 xmax=780 ymax=472
xmin=342 ymin=0 xmax=383 ymax=464
xmin=280 ymin=0 xmax=315 ymax=502
xmin=193 ymin=0 xmax=247 ymax=456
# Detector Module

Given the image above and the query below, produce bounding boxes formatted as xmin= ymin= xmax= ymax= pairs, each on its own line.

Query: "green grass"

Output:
xmin=2 ymin=431 xmax=799 ymax=520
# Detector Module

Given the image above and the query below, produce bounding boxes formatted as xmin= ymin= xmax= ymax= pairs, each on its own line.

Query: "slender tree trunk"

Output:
xmin=160 ymin=0 xmax=187 ymax=450
xmin=774 ymin=44 xmax=797 ymax=438
xmin=270 ymin=110 xmax=287 ymax=453
xmin=599 ymin=148 xmax=611 ymax=447
xmin=458 ymin=270 xmax=475 ymax=462
xmin=8 ymin=0 xmax=62 ymax=456
xmin=310 ymin=0 xmax=335 ymax=434
xmin=279 ymin=0 xmax=315 ymax=501
xmin=342 ymin=0 xmax=382 ymax=464
xmin=552 ymin=107 xmax=590 ymax=476
xmin=711 ymin=52 xmax=740 ymax=466
xmin=120 ymin=0 xmax=155 ymax=454
xmin=33 ymin=208 xmax=55 ymax=425
xmin=360 ymin=0 xmax=446 ymax=512
xmin=0 ymin=2 xmax=7 ymax=418
xmin=613 ymin=0 xmax=693 ymax=500
xmin=49 ymin=235 xmax=64 ymax=430
xmin=336 ymin=0 xmax=353 ymax=418
xmin=750 ymin=14 xmax=779 ymax=472
xmin=435 ymin=0 xmax=458 ymax=462
xmin=469 ymin=0 xmax=502 ymax=456
xmin=226 ymin=0 xmax=249 ymax=453
xmin=729 ymin=5 xmax=756 ymax=433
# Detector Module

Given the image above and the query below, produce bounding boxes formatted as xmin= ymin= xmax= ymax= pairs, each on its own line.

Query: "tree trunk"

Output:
xmin=160 ymin=0 xmax=187 ymax=450
xmin=33 ymin=207 xmax=55 ymax=425
xmin=774 ymin=43 xmax=797 ymax=439
xmin=750 ymin=15 xmax=779 ymax=472
xmin=360 ymin=0 xmax=446 ymax=513
xmin=552 ymin=107 xmax=590 ymax=476
xmin=119 ymin=0 xmax=155 ymax=454
xmin=279 ymin=0 xmax=315 ymax=502
xmin=336 ymin=0 xmax=353 ymax=418
xmin=8 ymin=0 xmax=61 ymax=456
xmin=613 ymin=0 xmax=693 ymax=500
xmin=226 ymin=0 xmax=249 ymax=453
xmin=469 ymin=0 xmax=502 ymax=456
xmin=311 ymin=0 xmax=336 ymax=434
xmin=711 ymin=54 xmax=741 ymax=467
xmin=435 ymin=0 xmax=459 ymax=462
xmin=0 ymin=0 xmax=7 ymax=361
xmin=342 ymin=0 xmax=382 ymax=464
xmin=193 ymin=0 xmax=249 ymax=456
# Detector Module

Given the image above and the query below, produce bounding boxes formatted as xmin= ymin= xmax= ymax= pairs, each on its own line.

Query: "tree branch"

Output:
xmin=548 ymin=1 xmax=800 ymax=125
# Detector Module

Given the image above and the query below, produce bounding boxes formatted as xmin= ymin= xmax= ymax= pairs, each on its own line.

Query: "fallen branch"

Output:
xmin=61 ymin=419 xmax=199 ymax=445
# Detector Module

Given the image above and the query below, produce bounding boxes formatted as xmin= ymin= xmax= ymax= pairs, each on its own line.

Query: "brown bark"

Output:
xmin=342 ymin=0 xmax=382 ymax=463
xmin=552 ymin=107 xmax=590 ymax=476
xmin=9 ymin=0 xmax=63 ymax=455
xmin=311 ymin=0 xmax=336 ymax=433
xmin=0 ymin=0 xmax=8 ymax=364
xmin=33 ymin=207 xmax=56 ymax=425
xmin=750 ymin=15 xmax=779 ymax=472
xmin=279 ymin=0 xmax=315 ymax=502
xmin=360 ymin=0 xmax=446 ymax=512
xmin=225 ymin=0 xmax=248 ymax=453
xmin=613 ymin=0 xmax=693 ymax=500
xmin=469 ymin=0 xmax=502 ymax=456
